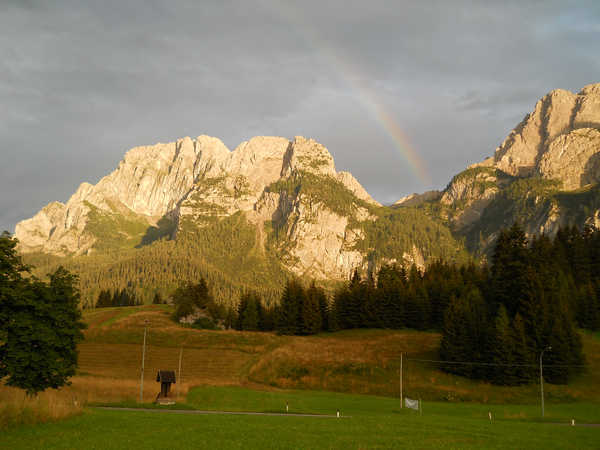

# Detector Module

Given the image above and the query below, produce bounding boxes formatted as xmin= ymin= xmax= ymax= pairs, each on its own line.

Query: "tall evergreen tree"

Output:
xmin=241 ymin=294 xmax=260 ymax=331
xmin=276 ymin=279 xmax=305 ymax=335
xmin=490 ymin=305 xmax=516 ymax=385
xmin=301 ymin=283 xmax=322 ymax=335
xmin=510 ymin=313 xmax=535 ymax=383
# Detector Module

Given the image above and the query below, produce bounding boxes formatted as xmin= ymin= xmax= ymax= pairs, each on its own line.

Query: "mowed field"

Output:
xmin=3 ymin=387 xmax=600 ymax=449
xmin=2 ymin=305 xmax=600 ymax=448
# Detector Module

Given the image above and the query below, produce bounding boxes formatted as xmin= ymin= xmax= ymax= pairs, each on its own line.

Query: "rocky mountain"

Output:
xmin=16 ymin=135 xmax=467 ymax=305
xmin=20 ymin=83 xmax=597 ymax=305
xmin=410 ymin=83 xmax=600 ymax=255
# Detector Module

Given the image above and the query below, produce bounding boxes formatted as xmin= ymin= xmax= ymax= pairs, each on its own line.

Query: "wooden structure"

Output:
xmin=155 ymin=370 xmax=176 ymax=404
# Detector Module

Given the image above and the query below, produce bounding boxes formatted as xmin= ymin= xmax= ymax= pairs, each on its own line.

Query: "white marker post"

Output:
xmin=400 ymin=352 xmax=403 ymax=409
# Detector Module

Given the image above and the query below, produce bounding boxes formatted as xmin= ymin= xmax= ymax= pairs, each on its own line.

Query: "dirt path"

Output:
xmin=92 ymin=406 xmax=349 ymax=418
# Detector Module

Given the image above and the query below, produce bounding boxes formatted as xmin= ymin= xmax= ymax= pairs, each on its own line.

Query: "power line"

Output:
xmin=405 ymin=358 xmax=586 ymax=368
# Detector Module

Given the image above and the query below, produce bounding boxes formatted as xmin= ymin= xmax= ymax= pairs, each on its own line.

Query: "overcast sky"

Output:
xmin=1 ymin=0 xmax=599 ymax=232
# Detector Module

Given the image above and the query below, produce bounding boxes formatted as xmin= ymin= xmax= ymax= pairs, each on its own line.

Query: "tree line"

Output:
xmin=233 ymin=224 xmax=598 ymax=385
xmin=95 ymin=287 xmax=143 ymax=307
xmin=85 ymin=222 xmax=600 ymax=386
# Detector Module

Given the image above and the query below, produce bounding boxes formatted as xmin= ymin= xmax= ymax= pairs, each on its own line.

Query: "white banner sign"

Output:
xmin=404 ymin=397 xmax=419 ymax=410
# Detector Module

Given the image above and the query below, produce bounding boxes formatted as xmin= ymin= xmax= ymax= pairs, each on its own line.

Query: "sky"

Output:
xmin=1 ymin=0 xmax=599 ymax=232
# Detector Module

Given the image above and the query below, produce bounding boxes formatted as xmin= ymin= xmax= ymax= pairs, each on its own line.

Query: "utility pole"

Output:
xmin=177 ymin=347 xmax=183 ymax=400
xmin=140 ymin=319 xmax=149 ymax=404
xmin=540 ymin=346 xmax=551 ymax=418
xmin=400 ymin=352 xmax=403 ymax=409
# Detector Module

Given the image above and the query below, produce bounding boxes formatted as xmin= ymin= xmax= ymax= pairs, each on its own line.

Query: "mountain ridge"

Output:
xmin=16 ymin=83 xmax=599 ymax=305
xmin=17 ymin=134 xmax=467 ymax=300
xmin=410 ymin=82 xmax=600 ymax=256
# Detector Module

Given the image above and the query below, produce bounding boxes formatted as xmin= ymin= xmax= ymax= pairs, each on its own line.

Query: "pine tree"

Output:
xmin=95 ymin=290 xmax=112 ymax=308
xmin=224 ymin=306 xmax=236 ymax=330
xmin=317 ymin=287 xmax=329 ymax=331
xmin=490 ymin=223 xmax=529 ymax=316
xmin=346 ymin=270 xmax=363 ymax=328
xmin=301 ymin=283 xmax=322 ymax=335
xmin=490 ymin=305 xmax=516 ymax=385
xmin=241 ymin=294 xmax=259 ymax=331
xmin=276 ymin=279 xmax=305 ymax=335
xmin=439 ymin=295 xmax=471 ymax=377
xmin=236 ymin=292 xmax=250 ymax=330
xmin=577 ymin=282 xmax=600 ymax=330
xmin=377 ymin=265 xmax=407 ymax=328
xmin=332 ymin=284 xmax=351 ymax=330
xmin=510 ymin=313 xmax=536 ymax=384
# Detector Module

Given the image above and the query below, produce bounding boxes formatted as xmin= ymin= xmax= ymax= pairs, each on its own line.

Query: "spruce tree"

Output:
xmin=510 ymin=313 xmax=535 ymax=384
xmin=301 ymin=283 xmax=322 ymax=335
xmin=490 ymin=223 xmax=529 ymax=316
xmin=276 ymin=279 xmax=305 ymax=335
xmin=439 ymin=294 xmax=471 ymax=377
xmin=236 ymin=292 xmax=250 ymax=330
xmin=317 ymin=286 xmax=329 ymax=331
xmin=490 ymin=305 xmax=516 ymax=385
xmin=241 ymin=295 xmax=259 ymax=331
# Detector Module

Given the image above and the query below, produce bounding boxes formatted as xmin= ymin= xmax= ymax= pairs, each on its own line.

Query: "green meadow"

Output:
xmin=2 ymin=386 xmax=599 ymax=449
xmin=2 ymin=307 xmax=599 ymax=449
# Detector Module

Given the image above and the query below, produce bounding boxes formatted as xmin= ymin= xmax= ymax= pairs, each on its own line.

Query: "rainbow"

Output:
xmin=264 ymin=0 xmax=431 ymax=185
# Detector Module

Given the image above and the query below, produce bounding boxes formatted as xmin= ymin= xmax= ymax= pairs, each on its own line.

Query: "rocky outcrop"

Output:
xmin=491 ymin=83 xmax=600 ymax=186
xmin=175 ymin=136 xmax=380 ymax=279
xmin=538 ymin=128 xmax=600 ymax=190
xmin=438 ymin=168 xmax=505 ymax=230
xmin=393 ymin=190 xmax=442 ymax=208
xmin=435 ymin=83 xmax=600 ymax=255
xmin=16 ymin=136 xmax=231 ymax=254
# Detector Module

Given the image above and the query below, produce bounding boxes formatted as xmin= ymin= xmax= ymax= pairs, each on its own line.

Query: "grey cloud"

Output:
xmin=1 ymin=0 xmax=599 ymax=231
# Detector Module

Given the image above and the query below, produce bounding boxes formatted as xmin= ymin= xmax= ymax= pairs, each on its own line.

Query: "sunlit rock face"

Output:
xmin=492 ymin=83 xmax=600 ymax=185
xmin=15 ymin=134 xmax=383 ymax=279
xmin=432 ymin=83 xmax=600 ymax=255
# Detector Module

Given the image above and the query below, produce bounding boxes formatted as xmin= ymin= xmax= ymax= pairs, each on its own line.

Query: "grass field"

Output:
xmin=2 ymin=305 xmax=600 ymax=448
xmin=2 ymin=387 xmax=599 ymax=449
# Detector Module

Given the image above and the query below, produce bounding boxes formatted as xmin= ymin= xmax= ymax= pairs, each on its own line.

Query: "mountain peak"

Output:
xmin=491 ymin=83 xmax=600 ymax=182
xmin=14 ymin=134 xmax=379 ymax=273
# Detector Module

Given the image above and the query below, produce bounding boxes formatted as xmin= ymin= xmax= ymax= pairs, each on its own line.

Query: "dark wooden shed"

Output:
xmin=156 ymin=370 xmax=176 ymax=399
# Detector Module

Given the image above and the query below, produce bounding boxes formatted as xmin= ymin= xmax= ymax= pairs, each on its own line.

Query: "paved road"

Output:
xmin=92 ymin=406 xmax=350 ymax=418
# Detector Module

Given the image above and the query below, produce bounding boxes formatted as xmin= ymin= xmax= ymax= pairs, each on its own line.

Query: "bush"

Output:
xmin=192 ymin=317 xmax=219 ymax=330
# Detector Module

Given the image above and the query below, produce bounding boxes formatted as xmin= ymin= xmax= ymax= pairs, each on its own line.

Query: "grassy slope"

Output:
xmin=75 ymin=307 xmax=600 ymax=404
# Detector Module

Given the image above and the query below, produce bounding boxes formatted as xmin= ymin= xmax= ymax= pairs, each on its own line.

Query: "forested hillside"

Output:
xmin=230 ymin=224 xmax=597 ymax=385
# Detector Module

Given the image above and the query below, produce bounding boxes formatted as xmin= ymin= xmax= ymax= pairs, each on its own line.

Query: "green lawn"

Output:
xmin=3 ymin=387 xmax=599 ymax=449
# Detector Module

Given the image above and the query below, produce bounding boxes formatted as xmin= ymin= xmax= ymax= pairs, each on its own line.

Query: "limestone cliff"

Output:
xmin=492 ymin=83 xmax=600 ymax=185
xmin=426 ymin=83 xmax=600 ymax=255
xmin=21 ymin=134 xmax=454 ymax=282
